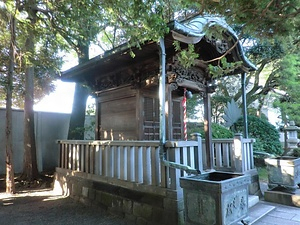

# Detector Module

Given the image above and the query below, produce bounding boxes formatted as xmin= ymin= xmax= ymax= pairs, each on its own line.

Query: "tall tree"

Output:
xmin=5 ymin=11 xmax=16 ymax=194
xmin=273 ymin=53 xmax=300 ymax=124
xmin=22 ymin=0 xmax=39 ymax=180
xmin=42 ymin=0 xmax=106 ymax=139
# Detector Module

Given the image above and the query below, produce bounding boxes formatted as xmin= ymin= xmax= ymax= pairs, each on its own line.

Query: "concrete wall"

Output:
xmin=0 ymin=108 xmax=70 ymax=174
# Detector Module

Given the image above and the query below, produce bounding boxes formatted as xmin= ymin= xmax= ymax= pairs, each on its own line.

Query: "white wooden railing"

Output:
xmin=57 ymin=134 xmax=255 ymax=190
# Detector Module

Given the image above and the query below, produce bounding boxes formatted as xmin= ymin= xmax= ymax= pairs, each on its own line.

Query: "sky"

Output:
xmin=33 ymin=80 xmax=76 ymax=114
xmin=33 ymin=46 xmax=101 ymax=114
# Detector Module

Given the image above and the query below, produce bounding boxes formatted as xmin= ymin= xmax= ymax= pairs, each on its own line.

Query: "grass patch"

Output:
xmin=257 ymin=166 xmax=268 ymax=182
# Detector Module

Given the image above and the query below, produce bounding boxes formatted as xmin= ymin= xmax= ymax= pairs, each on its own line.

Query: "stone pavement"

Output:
xmin=247 ymin=201 xmax=300 ymax=225
xmin=1 ymin=187 xmax=300 ymax=225
xmin=242 ymin=182 xmax=300 ymax=225
xmin=0 ymin=189 xmax=135 ymax=225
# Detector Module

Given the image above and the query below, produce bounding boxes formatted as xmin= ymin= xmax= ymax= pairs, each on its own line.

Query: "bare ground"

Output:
xmin=0 ymin=173 xmax=134 ymax=225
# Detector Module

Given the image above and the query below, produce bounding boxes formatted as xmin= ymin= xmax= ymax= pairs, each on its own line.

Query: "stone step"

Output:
xmin=248 ymin=195 xmax=259 ymax=208
xmin=236 ymin=202 xmax=276 ymax=225
xmin=264 ymin=189 xmax=300 ymax=207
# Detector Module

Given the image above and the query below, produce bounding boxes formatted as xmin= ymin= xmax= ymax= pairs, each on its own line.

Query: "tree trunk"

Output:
xmin=22 ymin=1 xmax=39 ymax=180
xmin=6 ymin=14 xmax=16 ymax=194
xmin=67 ymin=44 xmax=90 ymax=140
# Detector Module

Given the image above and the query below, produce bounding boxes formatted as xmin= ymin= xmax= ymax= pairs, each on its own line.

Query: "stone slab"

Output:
xmin=236 ymin=202 xmax=275 ymax=225
xmin=248 ymin=195 xmax=259 ymax=208
xmin=264 ymin=189 xmax=300 ymax=207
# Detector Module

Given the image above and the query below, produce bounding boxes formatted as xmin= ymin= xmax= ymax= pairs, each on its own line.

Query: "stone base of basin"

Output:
xmin=264 ymin=189 xmax=300 ymax=207
xmin=265 ymin=157 xmax=300 ymax=193
xmin=180 ymin=172 xmax=250 ymax=225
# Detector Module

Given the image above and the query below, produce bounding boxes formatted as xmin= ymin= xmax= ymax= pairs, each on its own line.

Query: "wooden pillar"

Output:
xmin=95 ymin=98 xmax=101 ymax=140
xmin=203 ymin=92 xmax=213 ymax=170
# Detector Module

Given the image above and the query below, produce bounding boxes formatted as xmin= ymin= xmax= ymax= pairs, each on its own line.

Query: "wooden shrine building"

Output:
xmin=55 ymin=15 xmax=260 ymax=225
xmin=62 ymin=15 xmax=256 ymax=144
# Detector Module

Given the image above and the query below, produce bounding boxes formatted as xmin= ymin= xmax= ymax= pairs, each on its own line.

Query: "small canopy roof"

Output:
xmin=61 ymin=15 xmax=256 ymax=84
xmin=171 ymin=15 xmax=256 ymax=71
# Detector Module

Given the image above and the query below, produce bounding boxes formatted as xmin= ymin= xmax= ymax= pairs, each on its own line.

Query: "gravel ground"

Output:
xmin=0 ymin=189 xmax=134 ymax=225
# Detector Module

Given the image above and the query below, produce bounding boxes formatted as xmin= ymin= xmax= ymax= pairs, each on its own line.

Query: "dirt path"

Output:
xmin=0 ymin=189 xmax=134 ymax=225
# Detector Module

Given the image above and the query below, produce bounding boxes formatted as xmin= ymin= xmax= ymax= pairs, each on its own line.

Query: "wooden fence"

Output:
xmin=57 ymin=134 xmax=255 ymax=190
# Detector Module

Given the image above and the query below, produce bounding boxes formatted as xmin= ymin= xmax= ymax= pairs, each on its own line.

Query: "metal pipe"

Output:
xmin=241 ymin=72 xmax=248 ymax=138
xmin=158 ymin=38 xmax=166 ymax=147
xmin=158 ymin=38 xmax=200 ymax=175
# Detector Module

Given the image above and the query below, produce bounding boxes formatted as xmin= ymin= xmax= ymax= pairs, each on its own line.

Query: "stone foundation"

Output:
xmin=246 ymin=169 xmax=262 ymax=197
xmin=54 ymin=167 xmax=184 ymax=225
xmin=264 ymin=189 xmax=300 ymax=207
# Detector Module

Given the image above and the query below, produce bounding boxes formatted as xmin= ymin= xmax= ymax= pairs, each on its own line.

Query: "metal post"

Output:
xmin=204 ymin=91 xmax=213 ymax=170
xmin=241 ymin=72 xmax=248 ymax=138
xmin=158 ymin=38 xmax=166 ymax=147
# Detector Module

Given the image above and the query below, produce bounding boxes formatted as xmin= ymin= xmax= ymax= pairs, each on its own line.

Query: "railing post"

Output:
xmin=191 ymin=133 xmax=203 ymax=173
xmin=233 ymin=133 xmax=244 ymax=173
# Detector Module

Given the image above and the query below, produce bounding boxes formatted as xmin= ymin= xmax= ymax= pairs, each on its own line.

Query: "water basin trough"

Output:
xmin=180 ymin=171 xmax=250 ymax=225
xmin=265 ymin=156 xmax=300 ymax=193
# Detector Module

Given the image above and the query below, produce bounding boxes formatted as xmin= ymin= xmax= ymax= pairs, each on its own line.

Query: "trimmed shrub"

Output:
xmin=187 ymin=122 xmax=234 ymax=139
xmin=234 ymin=115 xmax=283 ymax=155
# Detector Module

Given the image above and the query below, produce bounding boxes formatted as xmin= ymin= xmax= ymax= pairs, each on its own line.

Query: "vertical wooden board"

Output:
xmin=243 ymin=142 xmax=251 ymax=171
xmin=151 ymin=146 xmax=160 ymax=186
xmin=211 ymin=143 xmax=216 ymax=168
xmin=99 ymin=145 xmax=104 ymax=175
xmin=222 ymin=143 xmax=230 ymax=168
xmin=80 ymin=144 xmax=85 ymax=172
xmin=76 ymin=144 xmax=80 ymax=171
xmin=135 ymin=146 xmax=143 ymax=183
xmin=66 ymin=144 xmax=72 ymax=169
xmin=127 ymin=146 xmax=135 ymax=182
xmin=107 ymin=146 xmax=114 ymax=177
xmin=189 ymin=147 xmax=195 ymax=169
xmin=114 ymin=146 xmax=121 ymax=179
xmin=249 ymin=142 xmax=254 ymax=169
xmin=168 ymin=147 xmax=181 ymax=190
xmin=94 ymin=145 xmax=100 ymax=175
xmin=160 ymin=161 xmax=168 ymax=188
xmin=103 ymin=145 xmax=108 ymax=176
xmin=182 ymin=146 xmax=188 ymax=177
xmin=215 ymin=143 xmax=222 ymax=169
xmin=85 ymin=145 xmax=89 ymax=173
xmin=91 ymin=145 xmax=96 ymax=174
xmin=120 ymin=146 xmax=127 ymax=180
xmin=143 ymin=147 xmax=151 ymax=185
xmin=230 ymin=143 xmax=236 ymax=171
xmin=61 ymin=143 xmax=65 ymax=168
xmin=201 ymin=142 xmax=207 ymax=169
xmin=194 ymin=145 xmax=203 ymax=172
xmin=72 ymin=144 xmax=76 ymax=170
xmin=160 ymin=147 xmax=168 ymax=188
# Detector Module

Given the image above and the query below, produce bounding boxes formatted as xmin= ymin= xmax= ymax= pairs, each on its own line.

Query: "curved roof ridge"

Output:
xmin=172 ymin=15 xmax=257 ymax=71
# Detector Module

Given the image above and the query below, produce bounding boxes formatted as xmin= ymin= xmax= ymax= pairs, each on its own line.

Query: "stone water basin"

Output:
xmin=180 ymin=171 xmax=250 ymax=225
xmin=265 ymin=156 xmax=300 ymax=192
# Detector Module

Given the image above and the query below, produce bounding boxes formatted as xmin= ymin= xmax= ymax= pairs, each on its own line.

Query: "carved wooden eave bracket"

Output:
xmin=167 ymin=61 xmax=208 ymax=93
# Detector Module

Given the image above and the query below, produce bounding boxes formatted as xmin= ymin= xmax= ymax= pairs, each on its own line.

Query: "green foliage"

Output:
xmin=273 ymin=54 xmax=300 ymax=124
xmin=186 ymin=93 xmax=203 ymax=120
xmin=173 ymin=41 xmax=199 ymax=68
xmin=0 ymin=1 xmax=63 ymax=108
xmin=208 ymin=58 xmax=243 ymax=78
xmin=234 ymin=115 xmax=283 ymax=155
xmin=188 ymin=122 xmax=234 ymax=139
